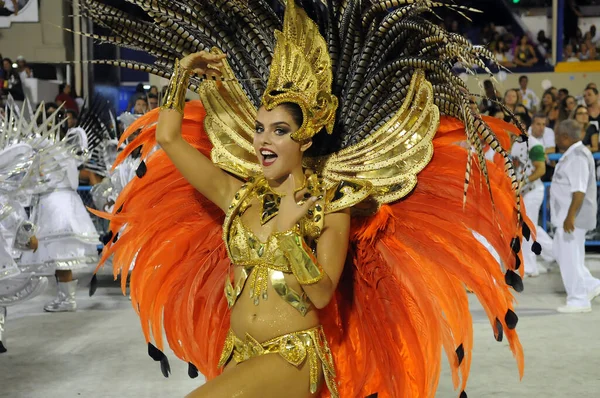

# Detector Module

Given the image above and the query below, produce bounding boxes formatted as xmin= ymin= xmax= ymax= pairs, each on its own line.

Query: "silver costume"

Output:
xmin=0 ymin=117 xmax=48 ymax=351
xmin=5 ymin=101 xmax=100 ymax=313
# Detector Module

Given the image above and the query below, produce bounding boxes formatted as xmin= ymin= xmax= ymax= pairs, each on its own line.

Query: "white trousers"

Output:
xmin=522 ymin=186 xmax=545 ymax=274
xmin=553 ymin=227 xmax=600 ymax=307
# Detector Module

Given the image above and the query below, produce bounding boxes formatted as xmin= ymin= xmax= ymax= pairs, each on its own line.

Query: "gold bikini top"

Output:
xmin=222 ymin=174 xmax=371 ymax=315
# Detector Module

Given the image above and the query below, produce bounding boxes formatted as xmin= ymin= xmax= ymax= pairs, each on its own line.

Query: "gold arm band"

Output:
xmin=160 ymin=58 xmax=193 ymax=114
xmin=275 ymin=229 xmax=325 ymax=285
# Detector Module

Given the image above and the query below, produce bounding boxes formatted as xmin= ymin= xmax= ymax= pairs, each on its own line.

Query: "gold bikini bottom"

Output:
xmin=218 ymin=326 xmax=339 ymax=397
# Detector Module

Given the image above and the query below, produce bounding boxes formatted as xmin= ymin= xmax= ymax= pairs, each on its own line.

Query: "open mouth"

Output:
xmin=260 ymin=148 xmax=278 ymax=166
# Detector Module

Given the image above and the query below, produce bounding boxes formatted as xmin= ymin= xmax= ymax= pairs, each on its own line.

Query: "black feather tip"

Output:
xmin=89 ymin=274 xmax=98 ymax=297
xmin=188 ymin=362 xmax=199 ymax=379
xmin=136 ymin=160 xmax=147 ymax=178
xmin=116 ymin=204 xmax=123 ymax=214
xmin=0 ymin=341 xmax=6 ymax=353
xmin=148 ymin=343 xmax=171 ymax=378
xmin=460 ymin=391 xmax=467 ymax=398
xmin=514 ymin=254 xmax=521 ymax=270
xmin=112 ymin=232 xmax=119 ymax=244
xmin=455 ymin=344 xmax=465 ymax=366
xmin=504 ymin=270 xmax=524 ymax=292
xmin=505 ymin=309 xmax=519 ymax=330
xmin=147 ymin=342 xmax=163 ymax=361
xmin=522 ymin=222 xmax=531 ymax=241
xmin=160 ymin=356 xmax=171 ymax=378
xmin=494 ymin=317 xmax=504 ymax=342
xmin=532 ymin=241 xmax=542 ymax=255
xmin=510 ymin=236 xmax=521 ymax=254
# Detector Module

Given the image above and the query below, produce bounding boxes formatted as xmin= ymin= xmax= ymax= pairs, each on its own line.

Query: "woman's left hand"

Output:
xmin=275 ymin=174 xmax=317 ymax=232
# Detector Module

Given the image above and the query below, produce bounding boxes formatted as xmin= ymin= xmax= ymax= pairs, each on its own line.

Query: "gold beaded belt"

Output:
xmin=218 ymin=326 xmax=339 ymax=397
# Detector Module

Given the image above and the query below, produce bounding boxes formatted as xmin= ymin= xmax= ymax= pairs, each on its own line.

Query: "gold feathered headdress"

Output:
xmin=261 ymin=0 xmax=338 ymax=142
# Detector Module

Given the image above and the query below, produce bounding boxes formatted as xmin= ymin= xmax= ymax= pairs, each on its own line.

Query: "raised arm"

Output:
xmin=156 ymin=52 xmax=242 ymax=211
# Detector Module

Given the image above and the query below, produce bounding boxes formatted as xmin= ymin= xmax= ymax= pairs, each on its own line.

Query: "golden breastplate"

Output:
xmin=222 ymin=174 xmax=372 ymax=315
xmin=223 ymin=178 xmax=314 ymax=316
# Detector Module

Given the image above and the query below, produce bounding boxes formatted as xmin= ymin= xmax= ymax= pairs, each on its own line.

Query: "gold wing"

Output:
xmin=198 ymin=48 xmax=261 ymax=179
xmin=314 ymin=70 xmax=440 ymax=214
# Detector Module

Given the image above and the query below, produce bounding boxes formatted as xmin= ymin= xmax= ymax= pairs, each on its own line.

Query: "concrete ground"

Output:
xmin=1 ymin=259 xmax=600 ymax=398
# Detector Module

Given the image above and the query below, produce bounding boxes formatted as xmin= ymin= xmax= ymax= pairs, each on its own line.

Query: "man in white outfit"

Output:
xmin=511 ymin=131 xmax=546 ymax=277
xmin=552 ymin=120 xmax=600 ymax=313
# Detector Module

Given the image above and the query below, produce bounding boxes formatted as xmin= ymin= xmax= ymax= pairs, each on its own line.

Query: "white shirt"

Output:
xmin=2 ymin=1 xmax=15 ymax=12
xmin=511 ymin=136 xmax=545 ymax=192
xmin=519 ymin=88 xmax=539 ymax=111
xmin=550 ymin=142 xmax=598 ymax=230
xmin=527 ymin=126 xmax=555 ymax=150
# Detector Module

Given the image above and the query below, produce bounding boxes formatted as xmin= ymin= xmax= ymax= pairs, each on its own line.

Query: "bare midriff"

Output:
xmin=229 ymin=266 xmax=320 ymax=342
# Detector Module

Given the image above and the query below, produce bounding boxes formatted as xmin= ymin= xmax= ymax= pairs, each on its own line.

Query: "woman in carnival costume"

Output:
xmin=83 ymin=1 xmax=539 ymax=396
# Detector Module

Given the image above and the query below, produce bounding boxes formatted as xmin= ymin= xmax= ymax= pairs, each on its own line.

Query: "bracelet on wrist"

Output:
xmin=160 ymin=58 xmax=193 ymax=115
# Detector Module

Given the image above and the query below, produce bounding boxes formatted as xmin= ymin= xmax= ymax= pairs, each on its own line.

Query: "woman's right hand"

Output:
xmin=180 ymin=51 xmax=227 ymax=78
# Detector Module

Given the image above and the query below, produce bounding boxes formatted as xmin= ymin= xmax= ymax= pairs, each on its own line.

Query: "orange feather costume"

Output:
xmin=92 ymin=102 xmax=533 ymax=397
xmin=80 ymin=1 xmax=540 ymax=396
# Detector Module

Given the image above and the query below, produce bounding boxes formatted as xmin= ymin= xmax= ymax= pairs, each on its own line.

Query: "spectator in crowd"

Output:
xmin=45 ymin=102 xmax=58 ymax=116
xmin=529 ymin=113 xmax=556 ymax=155
xmin=0 ymin=0 xmax=18 ymax=16
xmin=55 ymin=83 xmax=79 ymax=112
xmin=541 ymin=90 xmax=559 ymax=129
xmin=148 ymin=93 xmax=159 ymax=110
xmin=503 ymin=88 xmax=520 ymax=116
xmin=565 ymin=95 xmax=577 ymax=112
xmin=66 ymin=110 xmax=78 ymax=130
xmin=584 ymin=87 xmax=600 ymax=126
xmin=15 ymin=56 xmax=33 ymax=81
xmin=148 ymin=85 xmax=159 ymax=96
xmin=514 ymin=36 xmax=539 ymax=67
xmin=492 ymin=41 xmax=515 ymax=68
xmin=590 ymin=25 xmax=600 ymax=47
xmin=551 ymin=119 xmax=600 ymax=313
xmin=579 ymin=41 xmax=596 ymax=61
xmin=558 ymin=95 xmax=577 ymax=124
xmin=515 ymin=112 xmax=532 ymax=132
xmin=515 ymin=104 xmax=530 ymax=118
xmin=537 ymin=30 xmax=552 ymax=56
xmin=2 ymin=57 xmax=24 ymax=102
xmin=518 ymin=75 xmax=539 ymax=112
xmin=563 ymin=43 xmax=579 ymax=62
xmin=132 ymin=96 xmax=148 ymax=115
xmin=558 ymin=88 xmax=569 ymax=103
xmin=564 ymin=0 xmax=582 ymax=45
xmin=479 ymin=79 xmax=501 ymax=114
xmin=572 ymin=105 xmax=599 ymax=152
xmin=127 ymin=83 xmax=146 ymax=112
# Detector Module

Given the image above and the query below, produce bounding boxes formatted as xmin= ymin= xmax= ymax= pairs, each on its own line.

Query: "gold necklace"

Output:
xmin=258 ymin=176 xmax=308 ymax=225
